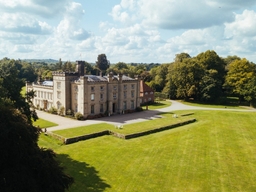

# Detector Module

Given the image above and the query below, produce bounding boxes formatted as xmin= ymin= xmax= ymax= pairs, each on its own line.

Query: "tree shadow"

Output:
xmin=57 ymin=154 xmax=111 ymax=192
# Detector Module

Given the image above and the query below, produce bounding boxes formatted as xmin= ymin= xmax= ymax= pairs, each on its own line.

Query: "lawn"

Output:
xmin=141 ymin=100 xmax=171 ymax=110
xmin=39 ymin=110 xmax=256 ymax=192
xmin=180 ymin=100 xmax=250 ymax=109
xmin=53 ymin=112 xmax=194 ymax=137
xmin=21 ymin=86 xmax=26 ymax=96
xmin=33 ymin=118 xmax=58 ymax=128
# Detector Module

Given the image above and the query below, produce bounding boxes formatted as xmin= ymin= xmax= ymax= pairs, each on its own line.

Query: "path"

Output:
xmin=38 ymin=100 xmax=255 ymax=131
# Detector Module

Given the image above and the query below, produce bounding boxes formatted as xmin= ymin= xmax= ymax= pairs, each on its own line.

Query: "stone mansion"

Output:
xmin=26 ymin=61 xmax=144 ymax=118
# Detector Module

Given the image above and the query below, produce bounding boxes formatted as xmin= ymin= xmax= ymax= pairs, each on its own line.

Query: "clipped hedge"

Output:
xmin=47 ymin=118 xmax=196 ymax=144
xmin=124 ymin=118 xmax=196 ymax=139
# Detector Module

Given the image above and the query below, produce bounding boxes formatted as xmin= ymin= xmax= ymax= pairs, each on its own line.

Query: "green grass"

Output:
xmin=21 ymin=86 xmax=26 ymax=96
xmin=141 ymin=100 xmax=171 ymax=110
xmin=39 ymin=110 xmax=256 ymax=191
xmin=33 ymin=118 xmax=58 ymax=128
xmin=180 ymin=100 xmax=250 ymax=109
xmin=53 ymin=123 xmax=114 ymax=137
xmin=53 ymin=112 xmax=193 ymax=137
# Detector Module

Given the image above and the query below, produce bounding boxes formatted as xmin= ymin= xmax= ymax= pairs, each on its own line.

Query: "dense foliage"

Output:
xmin=1 ymin=49 xmax=256 ymax=105
xmin=0 ymin=60 xmax=73 ymax=192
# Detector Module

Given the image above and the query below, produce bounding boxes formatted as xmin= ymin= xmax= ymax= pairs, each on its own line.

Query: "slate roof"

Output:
xmin=86 ymin=75 xmax=107 ymax=82
xmin=85 ymin=75 xmax=135 ymax=82
xmin=42 ymin=81 xmax=53 ymax=86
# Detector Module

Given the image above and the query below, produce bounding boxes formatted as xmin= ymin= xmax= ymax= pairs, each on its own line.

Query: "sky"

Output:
xmin=1 ymin=0 xmax=256 ymax=64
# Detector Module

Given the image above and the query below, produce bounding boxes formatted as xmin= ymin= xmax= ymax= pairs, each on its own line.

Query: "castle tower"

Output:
xmin=76 ymin=60 xmax=85 ymax=77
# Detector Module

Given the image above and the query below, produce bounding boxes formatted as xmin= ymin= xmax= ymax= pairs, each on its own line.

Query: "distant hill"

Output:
xmin=22 ymin=59 xmax=58 ymax=64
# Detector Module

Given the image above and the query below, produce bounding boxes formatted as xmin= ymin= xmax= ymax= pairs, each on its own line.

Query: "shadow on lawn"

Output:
xmin=57 ymin=154 xmax=111 ymax=192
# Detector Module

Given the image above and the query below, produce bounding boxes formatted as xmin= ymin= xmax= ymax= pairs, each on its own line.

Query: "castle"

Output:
xmin=26 ymin=61 xmax=142 ymax=118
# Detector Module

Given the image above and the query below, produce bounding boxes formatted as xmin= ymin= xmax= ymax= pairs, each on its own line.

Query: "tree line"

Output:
xmin=1 ymin=50 xmax=256 ymax=106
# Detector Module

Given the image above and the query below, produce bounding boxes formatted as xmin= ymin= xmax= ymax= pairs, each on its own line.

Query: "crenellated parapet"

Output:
xmin=52 ymin=71 xmax=78 ymax=77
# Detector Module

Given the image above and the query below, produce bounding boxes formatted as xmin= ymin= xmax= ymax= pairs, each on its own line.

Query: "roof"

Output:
xmin=84 ymin=75 xmax=135 ymax=82
xmin=140 ymin=80 xmax=154 ymax=93
xmin=42 ymin=81 xmax=53 ymax=86
xmin=86 ymin=75 xmax=107 ymax=82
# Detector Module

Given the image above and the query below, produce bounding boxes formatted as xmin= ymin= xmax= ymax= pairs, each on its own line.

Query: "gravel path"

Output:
xmin=38 ymin=100 xmax=255 ymax=131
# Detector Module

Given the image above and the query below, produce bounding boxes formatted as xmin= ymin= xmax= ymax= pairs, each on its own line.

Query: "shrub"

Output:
xmin=49 ymin=106 xmax=58 ymax=114
xmin=135 ymin=107 xmax=143 ymax=112
xmin=75 ymin=112 xmax=84 ymax=120
xmin=59 ymin=106 xmax=65 ymax=116
xmin=66 ymin=109 xmax=73 ymax=116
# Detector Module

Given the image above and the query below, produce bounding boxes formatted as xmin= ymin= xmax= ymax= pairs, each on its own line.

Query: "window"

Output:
xmin=57 ymin=91 xmax=61 ymax=99
xmin=100 ymin=93 xmax=103 ymax=100
xmin=91 ymin=93 xmax=95 ymax=101
xmin=145 ymin=92 xmax=148 ymax=95
xmin=131 ymin=91 xmax=134 ymax=98
xmin=75 ymin=85 xmax=78 ymax=92
xmin=131 ymin=100 xmax=134 ymax=109
xmin=100 ymin=86 xmax=104 ymax=91
xmin=113 ymin=93 xmax=116 ymax=98
xmin=124 ymin=84 xmax=127 ymax=90
xmin=150 ymin=91 xmax=153 ymax=94
xmin=100 ymin=104 xmax=104 ymax=113
xmin=75 ymin=93 xmax=78 ymax=100
xmin=41 ymin=91 xmax=43 ymax=98
xmin=123 ymin=101 xmax=127 ymax=110
xmin=131 ymin=84 xmax=135 ymax=89
xmin=57 ymin=82 xmax=61 ymax=89
xmin=75 ymin=104 xmax=78 ymax=112
xmin=91 ymin=86 xmax=95 ymax=92
xmin=124 ymin=91 xmax=127 ymax=99
xmin=149 ymin=97 xmax=152 ymax=101
xmin=57 ymin=101 xmax=61 ymax=109
xmin=113 ymin=85 xmax=117 ymax=90
xmin=91 ymin=105 xmax=95 ymax=114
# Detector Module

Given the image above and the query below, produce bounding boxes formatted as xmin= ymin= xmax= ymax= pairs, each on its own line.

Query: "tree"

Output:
xmin=20 ymin=62 xmax=37 ymax=82
xmin=56 ymin=58 xmax=62 ymax=70
xmin=223 ymin=55 xmax=241 ymax=65
xmin=243 ymin=76 xmax=256 ymax=107
xmin=196 ymin=50 xmax=226 ymax=101
xmin=174 ymin=52 xmax=191 ymax=62
xmin=96 ymin=54 xmax=110 ymax=75
xmin=0 ymin=60 xmax=74 ymax=191
xmin=199 ymin=69 xmax=223 ymax=102
xmin=224 ymin=58 xmax=256 ymax=102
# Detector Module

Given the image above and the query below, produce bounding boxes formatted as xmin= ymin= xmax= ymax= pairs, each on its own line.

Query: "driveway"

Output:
xmin=38 ymin=100 xmax=255 ymax=131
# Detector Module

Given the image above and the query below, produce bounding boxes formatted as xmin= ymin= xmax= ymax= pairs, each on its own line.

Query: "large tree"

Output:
xmin=196 ymin=50 xmax=226 ymax=101
xmin=164 ymin=59 xmax=204 ymax=100
xmin=0 ymin=59 xmax=74 ymax=191
xmin=96 ymin=54 xmax=110 ymax=75
xmin=224 ymin=58 xmax=256 ymax=103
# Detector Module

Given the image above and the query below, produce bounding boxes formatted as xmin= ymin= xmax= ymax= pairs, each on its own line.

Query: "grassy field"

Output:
xmin=39 ymin=110 xmax=256 ymax=192
xmin=141 ymin=100 xmax=171 ymax=110
xmin=33 ymin=118 xmax=58 ymax=128
xmin=53 ymin=112 xmax=193 ymax=137
xmin=180 ymin=100 xmax=250 ymax=109
xmin=21 ymin=86 xmax=26 ymax=96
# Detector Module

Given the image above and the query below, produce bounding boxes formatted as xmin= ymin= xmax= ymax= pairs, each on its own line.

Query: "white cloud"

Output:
xmin=138 ymin=0 xmax=235 ymax=29
xmin=225 ymin=10 xmax=256 ymax=37
xmin=1 ymin=0 xmax=256 ymax=63
xmin=0 ymin=0 xmax=69 ymax=18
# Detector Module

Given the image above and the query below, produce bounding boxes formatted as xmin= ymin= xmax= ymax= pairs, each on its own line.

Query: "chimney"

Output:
xmin=76 ymin=60 xmax=85 ymax=77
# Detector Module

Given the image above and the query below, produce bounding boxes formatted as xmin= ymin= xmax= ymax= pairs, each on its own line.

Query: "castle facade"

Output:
xmin=26 ymin=61 xmax=141 ymax=118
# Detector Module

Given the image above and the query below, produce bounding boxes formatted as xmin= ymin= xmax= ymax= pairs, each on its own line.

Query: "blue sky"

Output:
xmin=1 ymin=0 xmax=256 ymax=63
